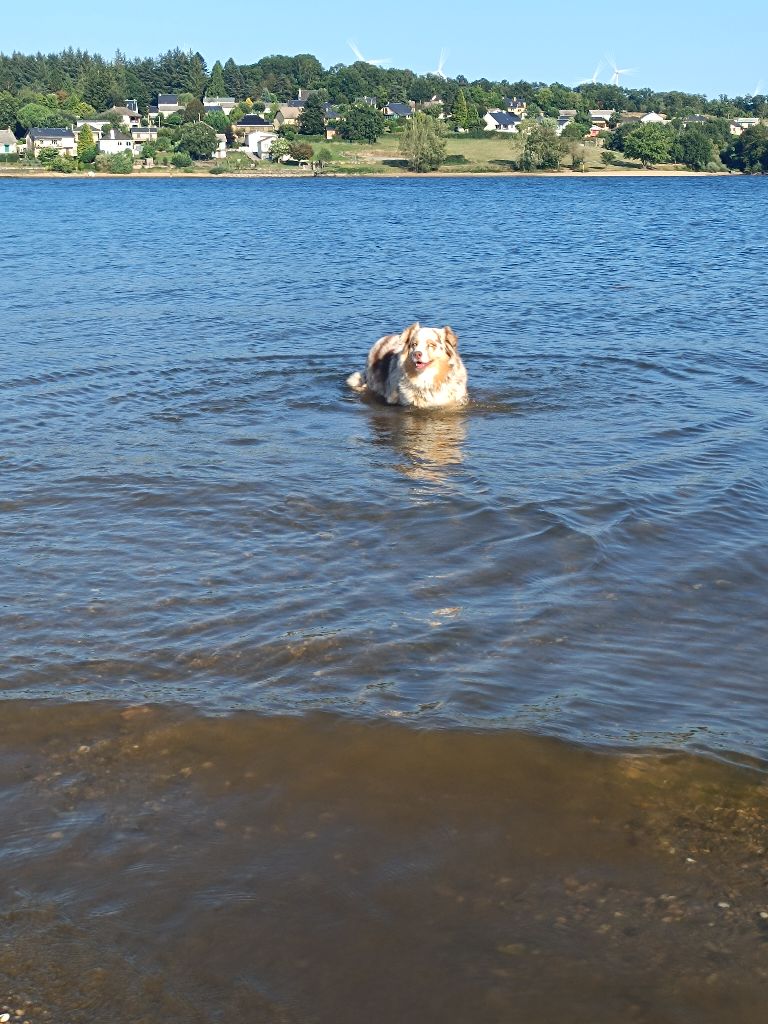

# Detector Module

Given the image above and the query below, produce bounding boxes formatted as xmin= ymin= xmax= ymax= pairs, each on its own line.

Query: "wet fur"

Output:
xmin=346 ymin=323 xmax=467 ymax=409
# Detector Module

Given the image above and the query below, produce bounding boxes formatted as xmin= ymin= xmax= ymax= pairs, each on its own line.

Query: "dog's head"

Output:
xmin=401 ymin=322 xmax=459 ymax=374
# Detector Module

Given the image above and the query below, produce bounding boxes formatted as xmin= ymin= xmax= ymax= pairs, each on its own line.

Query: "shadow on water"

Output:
xmin=366 ymin=406 xmax=468 ymax=484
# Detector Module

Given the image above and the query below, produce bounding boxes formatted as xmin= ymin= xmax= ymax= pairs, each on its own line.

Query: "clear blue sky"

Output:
xmin=4 ymin=0 xmax=767 ymax=99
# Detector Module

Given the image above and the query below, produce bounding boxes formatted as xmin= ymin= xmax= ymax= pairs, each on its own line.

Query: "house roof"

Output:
xmin=558 ymin=109 xmax=577 ymax=117
xmin=157 ymin=94 xmax=180 ymax=106
xmin=237 ymin=115 xmax=273 ymax=127
xmin=102 ymin=130 xmax=132 ymax=141
xmin=0 ymin=128 xmax=17 ymax=145
xmin=323 ymin=104 xmax=340 ymax=118
xmin=278 ymin=104 xmax=303 ymax=118
xmin=385 ymin=102 xmax=412 ymax=116
xmin=204 ymin=96 xmax=235 ymax=104
xmin=589 ymin=109 xmax=614 ymax=119
xmin=103 ymin=106 xmax=140 ymax=118
xmin=29 ymin=127 xmax=75 ymax=139
xmin=503 ymin=96 xmax=526 ymax=106
xmin=486 ymin=111 xmax=521 ymax=126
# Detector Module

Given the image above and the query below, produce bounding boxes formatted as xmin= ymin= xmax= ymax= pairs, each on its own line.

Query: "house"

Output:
xmin=99 ymin=105 xmax=142 ymax=128
xmin=131 ymin=125 xmax=158 ymax=145
xmin=204 ymin=96 xmax=237 ymax=115
xmin=235 ymin=114 xmax=275 ymax=135
xmin=157 ymin=94 xmax=183 ymax=116
xmin=730 ymin=117 xmax=760 ymax=135
xmin=75 ymin=118 xmax=112 ymax=136
xmin=27 ymin=128 xmax=77 ymax=158
xmin=125 ymin=99 xmax=139 ymax=113
xmin=243 ymin=130 xmax=277 ymax=158
xmin=0 ymin=127 xmax=18 ymax=154
xmin=323 ymin=103 xmax=341 ymax=120
xmin=381 ymin=102 xmax=413 ymax=119
xmin=355 ymin=96 xmax=378 ymax=107
xmin=588 ymin=109 xmax=614 ymax=137
xmin=502 ymin=96 xmax=527 ymax=116
xmin=640 ymin=111 xmax=667 ymax=123
xmin=682 ymin=114 xmax=708 ymax=126
xmin=274 ymin=104 xmax=304 ymax=128
xmin=97 ymin=129 xmax=134 ymax=155
xmin=483 ymin=110 xmax=522 ymax=132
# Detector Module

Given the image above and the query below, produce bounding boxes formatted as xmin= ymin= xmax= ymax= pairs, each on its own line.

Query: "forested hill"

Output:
xmin=0 ymin=47 xmax=765 ymax=121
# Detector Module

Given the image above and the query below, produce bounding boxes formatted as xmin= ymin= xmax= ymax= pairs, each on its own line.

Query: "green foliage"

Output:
xmin=17 ymin=102 xmax=72 ymax=130
xmin=622 ymin=122 xmax=674 ymax=167
xmin=177 ymin=120 xmax=217 ymax=158
xmin=207 ymin=60 xmax=227 ymax=98
xmin=204 ymin=110 xmax=229 ymax=134
xmin=452 ymin=88 xmax=469 ymax=130
xmin=298 ymin=94 xmax=326 ymax=135
xmin=315 ymin=145 xmax=333 ymax=163
xmin=171 ymin=150 xmax=193 ymax=167
xmin=50 ymin=154 xmax=77 ymax=172
xmin=723 ymin=123 xmax=768 ymax=172
xmin=37 ymin=147 xmax=60 ymax=164
xmin=674 ymin=125 xmax=714 ymax=170
xmin=183 ymin=97 xmax=205 ymax=122
xmin=0 ymin=91 xmax=20 ymax=129
xmin=444 ymin=153 xmax=469 ymax=164
xmin=399 ymin=112 xmax=446 ymax=172
xmin=288 ymin=140 xmax=313 ymax=161
xmin=519 ymin=120 xmax=563 ymax=171
xmin=95 ymin=150 xmax=134 ymax=173
xmin=339 ymin=106 xmax=384 ymax=143
xmin=269 ymin=137 xmax=291 ymax=161
xmin=77 ymin=124 xmax=94 ymax=157
xmin=560 ymin=121 xmax=588 ymax=141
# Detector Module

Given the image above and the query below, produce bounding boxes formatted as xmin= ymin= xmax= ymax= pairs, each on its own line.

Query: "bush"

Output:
xmin=50 ymin=155 xmax=77 ymax=172
xmin=95 ymin=150 xmax=134 ymax=174
xmin=443 ymin=153 xmax=469 ymax=164
xmin=315 ymin=146 xmax=333 ymax=163
xmin=171 ymin=151 xmax=193 ymax=168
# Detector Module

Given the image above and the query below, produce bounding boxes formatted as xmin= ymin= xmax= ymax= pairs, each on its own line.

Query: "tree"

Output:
xmin=269 ymin=137 xmax=291 ymax=161
xmin=77 ymin=123 xmax=94 ymax=158
xmin=452 ymin=88 xmax=469 ymax=130
xmin=339 ymin=105 xmax=384 ymax=143
xmin=0 ymin=91 xmax=20 ymax=130
xmin=289 ymin=140 xmax=313 ymax=161
xmin=399 ymin=112 xmax=446 ymax=172
xmin=298 ymin=94 xmax=325 ymax=135
xmin=724 ymin=123 xmax=768 ymax=172
xmin=17 ymin=102 xmax=72 ymax=131
xmin=675 ymin=125 xmax=714 ymax=170
xmin=622 ymin=122 xmax=673 ymax=167
xmin=207 ymin=60 xmax=227 ymax=98
xmin=519 ymin=120 xmax=563 ymax=170
xmin=183 ymin=97 xmax=205 ymax=122
xmin=177 ymin=121 xmax=217 ymax=159
xmin=560 ymin=120 xmax=588 ymax=141
xmin=171 ymin=150 xmax=193 ymax=167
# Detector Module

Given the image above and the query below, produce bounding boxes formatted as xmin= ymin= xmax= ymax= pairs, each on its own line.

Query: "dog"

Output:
xmin=346 ymin=323 xmax=467 ymax=409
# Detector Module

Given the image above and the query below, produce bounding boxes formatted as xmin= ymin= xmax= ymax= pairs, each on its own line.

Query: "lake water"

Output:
xmin=2 ymin=175 xmax=768 ymax=1023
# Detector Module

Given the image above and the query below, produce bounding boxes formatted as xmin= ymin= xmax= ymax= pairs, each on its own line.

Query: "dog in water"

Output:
xmin=346 ymin=323 xmax=467 ymax=409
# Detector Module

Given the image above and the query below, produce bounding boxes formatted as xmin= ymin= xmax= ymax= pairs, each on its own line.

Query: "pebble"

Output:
xmin=717 ymin=901 xmax=731 ymax=909
xmin=1 ymin=1013 xmax=10 ymax=1023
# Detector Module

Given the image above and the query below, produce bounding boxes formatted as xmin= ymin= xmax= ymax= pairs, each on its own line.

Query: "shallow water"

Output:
xmin=2 ymin=176 xmax=768 ymax=1021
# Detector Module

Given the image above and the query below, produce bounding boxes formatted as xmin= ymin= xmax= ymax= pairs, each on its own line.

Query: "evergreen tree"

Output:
xmin=298 ymin=94 xmax=325 ymax=135
xmin=223 ymin=58 xmax=246 ymax=99
xmin=207 ymin=60 xmax=227 ymax=97
xmin=452 ymin=88 xmax=468 ymax=130
xmin=77 ymin=123 xmax=94 ymax=158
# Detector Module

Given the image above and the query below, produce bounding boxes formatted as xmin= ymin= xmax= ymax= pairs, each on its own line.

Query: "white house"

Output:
xmin=27 ymin=128 xmax=77 ymax=158
xmin=204 ymin=96 xmax=237 ymax=115
xmin=640 ymin=111 xmax=667 ymax=123
xmin=730 ymin=117 xmax=760 ymax=135
xmin=157 ymin=94 xmax=183 ymax=116
xmin=243 ymin=130 xmax=277 ymax=159
xmin=97 ymin=129 xmax=134 ymax=155
xmin=99 ymin=105 xmax=142 ymax=128
xmin=0 ymin=127 xmax=19 ymax=154
xmin=75 ymin=118 xmax=112 ymax=137
xmin=213 ymin=133 xmax=228 ymax=158
xmin=483 ymin=110 xmax=522 ymax=132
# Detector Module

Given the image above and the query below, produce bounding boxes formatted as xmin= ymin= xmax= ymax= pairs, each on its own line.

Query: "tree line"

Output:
xmin=1 ymin=46 xmax=767 ymax=126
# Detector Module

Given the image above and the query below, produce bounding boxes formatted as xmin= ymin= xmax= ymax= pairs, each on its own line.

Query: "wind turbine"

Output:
xmin=752 ymin=79 xmax=765 ymax=97
xmin=347 ymin=40 xmax=389 ymax=67
xmin=606 ymin=55 xmax=636 ymax=86
xmin=432 ymin=49 xmax=448 ymax=80
xmin=575 ymin=60 xmax=603 ymax=87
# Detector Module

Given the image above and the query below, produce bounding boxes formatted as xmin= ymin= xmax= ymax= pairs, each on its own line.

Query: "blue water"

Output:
xmin=2 ymin=175 xmax=768 ymax=756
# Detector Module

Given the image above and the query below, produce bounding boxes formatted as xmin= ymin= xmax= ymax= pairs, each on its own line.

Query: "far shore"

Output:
xmin=0 ymin=165 xmax=734 ymax=181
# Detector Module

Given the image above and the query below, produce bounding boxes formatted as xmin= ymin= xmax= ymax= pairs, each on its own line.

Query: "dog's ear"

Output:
xmin=401 ymin=322 xmax=421 ymax=346
xmin=443 ymin=326 xmax=458 ymax=351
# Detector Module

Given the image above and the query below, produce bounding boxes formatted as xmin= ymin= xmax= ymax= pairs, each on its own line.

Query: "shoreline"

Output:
xmin=0 ymin=166 xmax=734 ymax=180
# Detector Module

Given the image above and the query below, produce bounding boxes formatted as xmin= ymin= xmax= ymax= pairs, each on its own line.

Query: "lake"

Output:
xmin=2 ymin=175 xmax=768 ymax=1023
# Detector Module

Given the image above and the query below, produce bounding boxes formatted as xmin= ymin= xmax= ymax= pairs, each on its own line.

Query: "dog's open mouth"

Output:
xmin=412 ymin=358 xmax=432 ymax=372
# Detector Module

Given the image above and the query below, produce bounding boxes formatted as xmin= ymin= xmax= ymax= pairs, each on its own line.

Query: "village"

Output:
xmin=0 ymin=88 xmax=763 ymax=171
